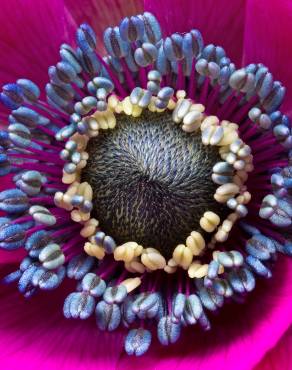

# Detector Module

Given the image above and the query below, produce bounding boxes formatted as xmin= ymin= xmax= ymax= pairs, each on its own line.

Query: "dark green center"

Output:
xmin=82 ymin=110 xmax=226 ymax=258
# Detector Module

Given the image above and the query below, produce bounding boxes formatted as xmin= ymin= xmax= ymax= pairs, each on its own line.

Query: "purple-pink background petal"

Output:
xmin=243 ymin=0 xmax=292 ymax=115
xmin=1 ymin=258 xmax=291 ymax=370
xmin=255 ymin=327 xmax=292 ymax=370
xmin=64 ymin=0 xmax=143 ymax=51
xmin=144 ymin=0 xmax=247 ymax=66
xmin=0 ymin=0 xmax=291 ymax=369
xmin=0 ymin=0 xmax=75 ymax=91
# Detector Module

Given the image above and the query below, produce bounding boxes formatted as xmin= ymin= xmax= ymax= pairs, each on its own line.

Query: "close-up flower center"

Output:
xmin=82 ymin=110 xmax=225 ymax=258
xmin=0 ymin=7 xmax=291 ymax=360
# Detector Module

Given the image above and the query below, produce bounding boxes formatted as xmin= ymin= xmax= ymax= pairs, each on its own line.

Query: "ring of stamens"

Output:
xmin=54 ymin=80 xmax=253 ymax=279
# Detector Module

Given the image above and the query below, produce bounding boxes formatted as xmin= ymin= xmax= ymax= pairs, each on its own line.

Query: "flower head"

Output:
xmin=0 ymin=0 xmax=292 ymax=367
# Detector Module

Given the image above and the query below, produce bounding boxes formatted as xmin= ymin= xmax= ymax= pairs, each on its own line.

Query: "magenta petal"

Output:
xmin=117 ymin=258 xmax=292 ymax=370
xmin=0 ymin=269 xmax=124 ymax=370
xmin=0 ymin=250 xmax=25 ymax=264
xmin=65 ymin=0 xmax=143 ymax=53
xmin=243 ymin=0 xmax=292 ymax=114
xmin=254 ymin=326 xmax=292 ymax=370
xmin=0 ymin=0 xmax=75 ymax=90
xmin=144 ymin=0 xmax=247 ymax=65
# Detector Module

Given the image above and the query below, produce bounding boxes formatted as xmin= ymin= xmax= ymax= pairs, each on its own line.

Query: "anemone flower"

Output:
xmin=0 ymin=0 xmax=292 ymax=369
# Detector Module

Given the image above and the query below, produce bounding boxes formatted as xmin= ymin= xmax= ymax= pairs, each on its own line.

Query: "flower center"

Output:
xmin=82 ymin=110 xmax=227 ymax=258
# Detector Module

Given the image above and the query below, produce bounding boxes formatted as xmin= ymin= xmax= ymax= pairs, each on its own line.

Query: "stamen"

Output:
xmin=0 ymin=10 xmax=291 ymax=357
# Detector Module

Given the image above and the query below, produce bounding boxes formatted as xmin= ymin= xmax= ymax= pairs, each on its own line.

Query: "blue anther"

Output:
xmin=182 ymin=29 xmax=203 ymax=59
xmin=32 ymin=266 xmax=66 ymax=290
xmin=103 ymin=26 xmax=130 ymax=58
xmin=18 ymin=265 xmax=38 ymax=298
xmin=245 ymin=255 xmax=272 ymax=278
xmin=0 ymin=153 xmax=10 ymax=176
xmin=67 ymin=254 xmax=95 ymax=280
xmin=8 ymin=123 xmax=31 ymax=148
xmin=0 ymin=188 xmax=28 ymax=214
xmin=64 ymin=291 xmax=95 ymax=319
xmin=172 ymin=293 xmax=186 ymax=322
xmin=157 ymin=316 xmax=181 ymax=345
xmin=228 ymin=268 xmax=255 ymax=294
xmin=0 ymin=222 xmax=26 ymax=250
xmin=139 ymin=12 xmax=161 ymax=44
xmin=17 ymin=79 xmax=40 ymax=102
xmin=183 ymin=294 xmax=203 ymax=325
xmin=125 ymin=328 xmax=152 ymax=356
xmin=121 ymin=296 xmax=136 ymax=327
xmin=246 ymin=235 xmax=276 ymax=261
xmin=119 ymin=16 xmax=144 ymax=42
xmin=60 ymin=44 xmax=83 ymax=74
xmin=0 ymin=83 xmax=23 ymax=109
xmin=164 ymin=34 xmax=184 ymax=61
xmin=81 ymin=273 xmax=106 ymax=297
xmin=198 ymin=287 xmax=224 ymax=311
xmin=95 ymin=301 xmax=121 ymax=331
xmin=76 ymin=24 xmax=97 ymax=54
xmin=103 ymin=285 xmax=127 ymax=304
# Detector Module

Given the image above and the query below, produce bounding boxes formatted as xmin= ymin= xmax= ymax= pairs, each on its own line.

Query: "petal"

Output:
xmin=144 ymin=0 xmax=247 ymax=65
xmin=117 ymin=257 xmax=292 ymax=370
xmin=0 ymin=0 xmax=75 ymax=90
xmin=65 ymin=0 xmax=144 ymax=52
xmin=243 ymin=0 xmax=292 ymax=114
xmin=0 ymin=266 xmax=124 ymax=370
xmin=254 ymin=326 xmax=292 ymax=370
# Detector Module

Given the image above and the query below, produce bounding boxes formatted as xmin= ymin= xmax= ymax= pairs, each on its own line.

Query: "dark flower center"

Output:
xmin=82 ymin=110 xmax=226 ymax=258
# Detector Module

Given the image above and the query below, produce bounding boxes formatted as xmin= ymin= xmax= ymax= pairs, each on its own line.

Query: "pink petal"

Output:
xmin=117 ymin=257 xmax=292 ymax=370
xmin=254 ymin=326 xmax=292 ymax=370
xmin=243 ymin=0 xmax=292 ymax=114
xmin=0 ymin=0 xmax=75 ymax=91
xmin=144 ymin=0 xmax=247 ymax=65
xmin=65 ymin=0 xmax=143 ymax=54
xmin=0 ymin=266 xmax=124 ymax=370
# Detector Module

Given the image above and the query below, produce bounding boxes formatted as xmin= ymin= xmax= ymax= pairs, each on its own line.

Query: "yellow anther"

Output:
xmin=70 ymin=133 xmax=89 ymax=151
xmin=71 ymin=209 xmax=90 ymax=223
xmin=148 ymin=97 xmax=157 ymax=112
xmin=201 ymin=116 xmax=219 ymax=130
xmin=124 ymin=259 xmax=146 ymax=274
xmin=132 ymin=104 xmax=143 ymax=117
xmin=199 ymin=211 xmax=220 ymax=233
xmin=54 ymin=191 xmax=73 ymax=211
xmin=214 ymin=183 xmax=240 ymax=203
xmin=221 ymin=120 xmax=238 ymax=131
xmin=182 ymin=110 xmax=203 ymax=133
xmin=173 ymin=244 xmax=193 ymax=270
xmin=217 ymin=127 xmax=239 ymax=146
xmin=80 ymin=218 xmax=99 ymax=238
xmin=189 ymin=103 xmax=205 ymax=113
xmin=176 ymin=90 xmax=186 ymax=99
xmin=186 ymin=231 xmax=205 ymax=255
xmin=202 ymin=125 xmax=224 ymax=145
xmin=62 ymin=171 xmax=80 ymax=184
xmin=120 ymin=277 xmax=142 ymax=293
xmin=84 ymin=242 xmax=105 ymax=260
xmin=188 ymin=262 xmax=209 ymax=278
xmin=91 ymin=110 xmax=116 ymax=130
xmin=114 ymin=242 xmax=142 ymax=263
xmin=236 ymin=191 xmax=251 ymax=204
xmin=164 ymin=264 xmax=177 ymax=274
xmin=108 ymin=95 xmax=119 ymax=109
xmin=141 ymin=248 xmax=166 ymax=271
xmin=122 ymin=97 xmax=133 ymax=115
xmin=167 ymin=98 xmax=176 ymax=110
